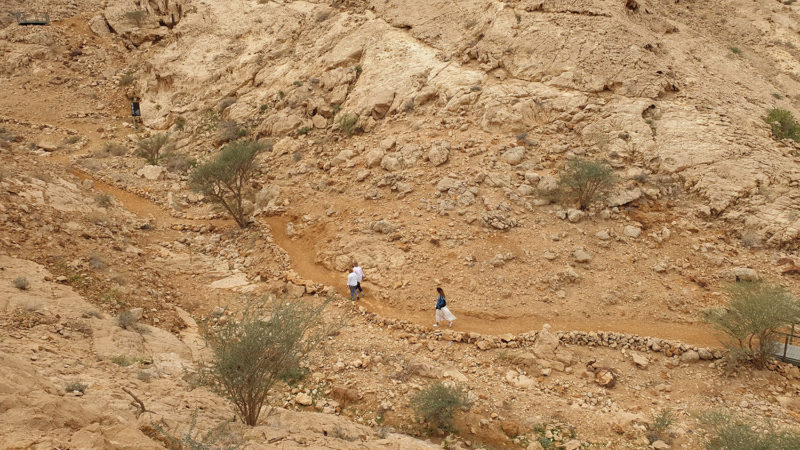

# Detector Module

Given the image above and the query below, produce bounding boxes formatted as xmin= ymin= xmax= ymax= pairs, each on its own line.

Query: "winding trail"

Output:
xmin=74 ymin=169 xmax=720 ymax=346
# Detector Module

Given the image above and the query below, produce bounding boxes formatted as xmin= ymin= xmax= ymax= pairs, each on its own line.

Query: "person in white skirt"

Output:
xmin=434 ymin=287 xmax=456 ymax=327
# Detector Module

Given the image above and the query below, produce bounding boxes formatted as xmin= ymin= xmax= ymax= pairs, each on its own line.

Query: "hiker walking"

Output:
xmin=347 ymin=269 xmax=359 ymax=301
xmin=434 ymin=287 xmax=456 ymax=327
xmin=353 ymin=263 xmax=365 ymax=298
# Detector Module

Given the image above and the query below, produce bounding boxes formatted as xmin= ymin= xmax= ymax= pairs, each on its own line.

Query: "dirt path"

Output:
xmin=60 ymin=168 xmax=721 ymax=346
xmin=262 ymin=217 xmax=721 ymax=346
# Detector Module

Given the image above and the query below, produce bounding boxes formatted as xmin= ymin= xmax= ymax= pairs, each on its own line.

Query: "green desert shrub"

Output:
xmin=190 ymin=140 xmax=269 ymax=228
xmin=199 ymin=297 xmax=334 ymax=426
xmin=336 ymin=112 xmax=359 ymax=136
xmin=765 ymin=108 xmax=800 ymax=142
xmin=410 ymin=382 xmax=471 ymax=433
xmin=136 ymin=133 xmax=171 ymax=165
xmin=555 ymin=158 xmax=617 ymax=209
xmin=700 ymin=410 xmax=800 ymax=450
xmin=703 ymin=281 xmax=800 ymax=367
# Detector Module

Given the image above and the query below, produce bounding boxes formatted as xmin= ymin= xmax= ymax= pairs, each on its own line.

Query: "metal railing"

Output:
xmin=773 ymin=323 xmax=800 ymax=366
xmin=14 ymin=12 xmax=50 ymax=25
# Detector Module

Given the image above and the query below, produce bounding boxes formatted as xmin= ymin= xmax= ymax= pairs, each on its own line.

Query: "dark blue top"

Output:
xmin=435 ymin=294 xmax=446 ymax=309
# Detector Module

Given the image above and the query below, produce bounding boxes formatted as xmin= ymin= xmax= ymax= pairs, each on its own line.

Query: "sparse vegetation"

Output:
xmin=117 ymin=310 xmax=139 ymax=330
xmin=174 ymin=116 xmax=187 ymax=131
xmin=94 ymin=194 xmax=111 ymax=208
xmin=190 ymin=140 xmax=269 ymax=228
xmin=199 ymin=297 xmax=334 ymax=426
xmin=217 ymin=96 xmax=237 ymax=113
xmin=118 ymin=71 xmax=136 ymax=87
xmin=259 ymin=104 xmax=269 ymax=113
xmin=98 ymin=141 xmax=127 ymax=157
xmin=730 ymin=46 xmax=742 ymax=55
xmin=700 ymin=410 xmax=800 ymax=449
xmin=111 ymin=355 xmax=148 ymax=367
xmin=278 ymin=90 xmax=285 ymax=99
xmin=703 ymin=281 xmax=800 ymax=367
xmin=164 ymin=152 xmax=196 ymax=173
xmin=137 ymin=133 xmax=171 ymax=165
xmin=215 ymin=120 xmax=248 ymax=144
xmin=89 ymin=254 xmax=106 ymax=270
xmin=555 ymin=158 xmax=617 ymax=209
xmin=765 ymin=108 xmax=800 ymax=142
xmin=292 ymin=80 xmax=302 ymax=87
xmin=296 ymin=126 xmax=311 ymax=136
xmin=648 ymin=408 xmax=675 ymax=444
xmin=410 ymin=382 xmax=471 ymax=433
xmin=124 ymin=10 xmax=148 ymax=26
xmin=64 ymin=135 xmax=81 ymax=145
xmin=337 ymin=112 xmax=359 ymax=136
xmin=772 ymin=93 xmax=784 ymax=100
xmin=65 ymin=381 xmax=87 ymax=394
xmin=153 ymin=409 xmax=242 ymax=450
xmin=13 ymin=277 xmax=30 ymax=291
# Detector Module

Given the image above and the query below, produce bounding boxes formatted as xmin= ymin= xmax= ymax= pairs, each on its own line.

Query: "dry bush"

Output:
xmin=94 ymin=193 xmax=112 ymax=208
xmin=137 ymin=133 xmax=171 ymax=165
xmin=117 ymin=310 xmax=138 ymax=330
xmin=118 ymin=71 xmax=136 ymax=87
xmin=13 ymin=277 xmax=30 ymax=290
xmin=336 ymin=112 xmax=359 ymax=135
xmin=65 ymin=381 xmax=87 ymax=394
xmin=164 ymin=152 xmax=196 ymax=173
xmin=215 ymin=120 xmax=249 ymax=145
xmin=89 ymin=254 xmax=106 ymax=270
xmin=124 ymin=10 xmax=148 ymax=26
xmin=700 ymin=409 xmax=800 ymax=450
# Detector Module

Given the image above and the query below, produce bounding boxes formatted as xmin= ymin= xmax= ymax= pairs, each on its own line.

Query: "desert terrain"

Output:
xmin=2 ymin=0 xmax=800 ymax=448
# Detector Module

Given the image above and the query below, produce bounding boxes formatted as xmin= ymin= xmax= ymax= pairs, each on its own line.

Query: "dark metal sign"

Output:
xmin=131 ymin=102 xmax=141 ymax=117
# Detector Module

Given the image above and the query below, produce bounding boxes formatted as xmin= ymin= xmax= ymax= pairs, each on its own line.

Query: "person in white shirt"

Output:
xmin=347 ymin=270 xmax=359 ymax=301
xmin=353 ymin=263 xmax=365 ymax=298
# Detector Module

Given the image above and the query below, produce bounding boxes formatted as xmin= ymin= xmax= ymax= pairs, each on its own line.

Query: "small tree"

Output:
xmin=190 ymin=140 xmax=268 ymax=228
xmin=765 ymin=108 xmax=800 ymax=142
xmin=556 ymin=158 xmax=617 ymax=209
xmin=137 ymin=133 xmax=170 ymax=165
xmin=200 ymin=297 xmax=333 ymax=426
xmin=704 ymin=281 xmax=800 ymax=367
xmin=410 ymin=382 xmax=471 ymax=433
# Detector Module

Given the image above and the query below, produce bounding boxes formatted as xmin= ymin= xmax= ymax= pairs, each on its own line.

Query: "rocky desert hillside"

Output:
xmin=2 ymin=0 xmax=800 ymax=448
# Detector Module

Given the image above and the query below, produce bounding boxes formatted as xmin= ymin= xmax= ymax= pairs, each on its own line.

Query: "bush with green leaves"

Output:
xmin=704 ymin=281 xmax=800 ymax=367
xmin=137 ymin=133 xmax=171 ymax=165
xmin=648 ymin=408 xmax=675 ymax=444
xmin=410 ymin=382 xmax=471 ymax=433
xmin=765 ymin=108 xmax=800 ymax=142
xmin=700 ymin=410 xmax=800 ymax=450
xmin=555 ymin=158 xmax=617 ymax=209
xmin=190 ymin=140 xmax=269 ymax=228
xmin=200 ymin=297 xmax=334 ymax=426
xmin=336 ymin=112 xmax=359 ymax=136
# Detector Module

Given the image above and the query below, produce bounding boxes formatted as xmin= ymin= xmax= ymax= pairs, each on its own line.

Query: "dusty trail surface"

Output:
xmin=80 ymin=173 xmax=719 ymax=346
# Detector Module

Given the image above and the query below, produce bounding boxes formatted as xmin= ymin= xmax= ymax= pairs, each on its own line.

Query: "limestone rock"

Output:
xmin=365 ymin=149 xmax=384 ymax=168
xmin=572 ymin=247 xmax=592 ymax=263
xmin=501 ymin=146 xmax=525 ymax=165
xmin=623 ymin=225 xmax=642 ymax=238
xmin=607 ymin=188 xmax=642 ymax=207
xmin=630 ymin=351 xmax=649 ymax=369
xmin=731 ymin=267 xmax=759 ymax=281
xmin=679 ymin=350 xmax=700 ymax=363
xmin=380 ymin=155 xmax=402 ymax=172
xmin=427 ymin=145 xmax=449 ymax=166
xmin=295 ymin=392 xmax=313 ymax=406
xmin=137 ymin=165 xmax=165 ymax=181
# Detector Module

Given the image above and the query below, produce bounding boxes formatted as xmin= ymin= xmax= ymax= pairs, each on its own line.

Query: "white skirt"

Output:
xmin=436 ymin=307 xmax=456 ymax=322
